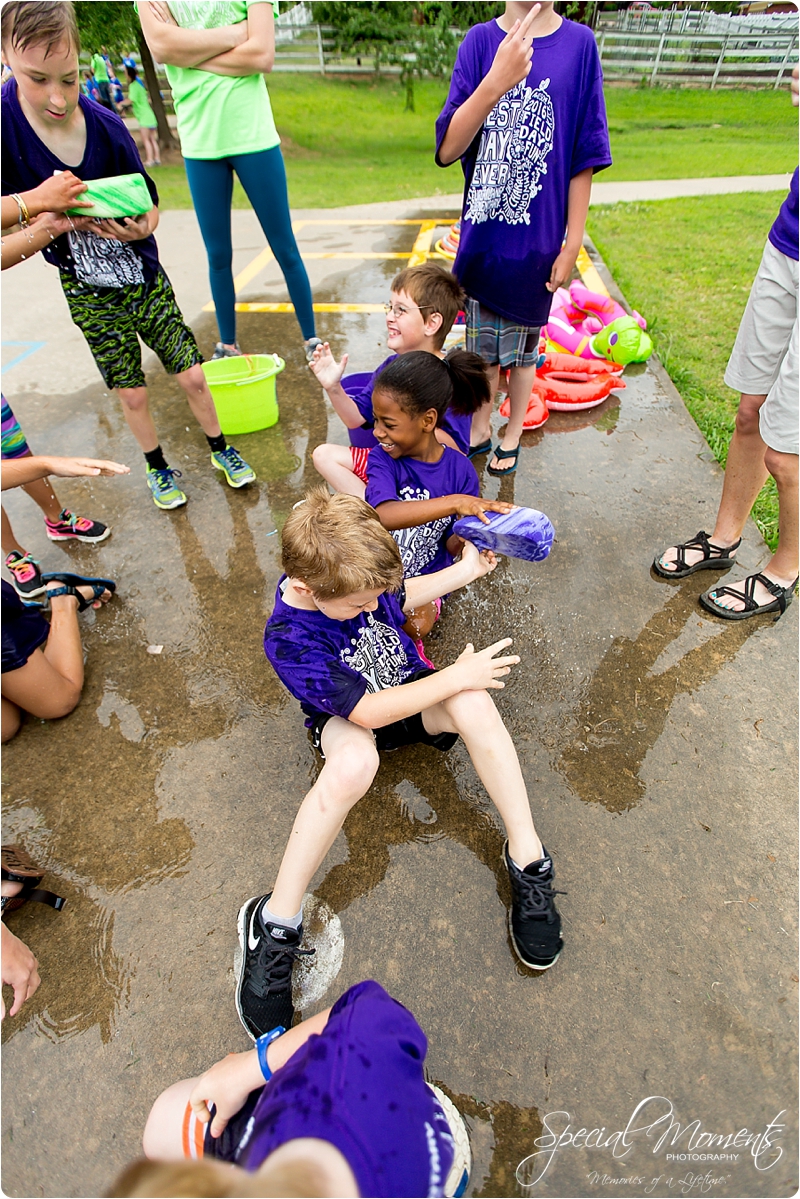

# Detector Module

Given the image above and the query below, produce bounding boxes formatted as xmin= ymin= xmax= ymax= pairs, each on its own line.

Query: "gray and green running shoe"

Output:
xmin=146 ymin=466 xmax=187 ymax=510
xmin=211 ymin=445 xmax=256 ymax=488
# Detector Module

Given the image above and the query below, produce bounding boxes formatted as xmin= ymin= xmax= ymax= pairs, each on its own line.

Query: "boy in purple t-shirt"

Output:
xmin=436 ymin=1 xmax=611 ymax=476
xmin=309 ymin=263 xmax=471 ymax=496
xmin=236 ymin=489 xmax=563 ymax=1041
xmin=1 ymin=1 xmax=255 ymax=510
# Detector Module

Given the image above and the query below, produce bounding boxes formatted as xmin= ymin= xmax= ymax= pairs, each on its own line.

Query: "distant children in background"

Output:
xmin=123 ymin=65 xmax=159 ymax=167
xmin=81 ymin=67 xmax=101 ymax=105
xmin=364 ymin=350 xmax=513 ymax=655
xmin=89 ymin=47 xmax=115 ymax=111
xmin=137 ymin=0 xmax=320 ymax=362
xmin=311 ymin=264 xmax=470 ymax=495
xmin=107 ymin=63 xmax=124 ymax=109
xmin=1 ymin=0 xmax=256 ymax=511
xmin=112 ymin=980 xmax=471 ymax=1199
xmin=234 ymin=490 xmax=562 ymax=1044
xmin=436 ymin=0 xmax=611 ymax=475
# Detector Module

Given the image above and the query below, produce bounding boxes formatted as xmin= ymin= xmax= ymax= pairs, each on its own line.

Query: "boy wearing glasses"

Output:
xmin=309 ymin=263 xmax=469 ymax=496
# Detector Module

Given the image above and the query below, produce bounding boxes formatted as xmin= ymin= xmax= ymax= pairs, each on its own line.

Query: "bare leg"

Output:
xmin=21 ymin=475 xmax=63 ymax=522
xmin=402 ymin=601 xmax=438 ymax=639
xmin=116 ymin=386 xmax=159 ymax=453
xmin=1 ymin=506 xmax=26 ymax=558
xmin=422 ymin=689 xmax=543 ymax=867
xmin=658 ymin=394 xmax=767 ymax=572
xmin=312 ymin=444 xmax=366 ymax=499
xmin=710 ymin=447 xmax=799 ymax=611
xmin=269 ymin=718 xmax=379 ymax=920
xmin=489 ymin=363 xmax=538 ymax=474
xmin=470 ymin=364 xmax=500 ymax=448
xmin=1 ymin=583 xmax=112 ymax=737
xmin=175 ymin=364 xmax=223 ymax=439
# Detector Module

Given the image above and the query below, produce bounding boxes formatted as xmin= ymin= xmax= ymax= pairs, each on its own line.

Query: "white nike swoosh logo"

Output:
xmin=248 ymin=905 xmax=261 ymax=951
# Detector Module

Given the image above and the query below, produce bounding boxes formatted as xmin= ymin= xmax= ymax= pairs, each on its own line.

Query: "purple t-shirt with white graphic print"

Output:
xmin=769 ymin=168 xmax=798 ymax=262
xmin=1 ymin=80 xmax=160 ymax=287
xmin=264 ymin=578 xmax=426 ymax=724
xmin=435 ymin=18 xmax=611 ymax=326
xmin=365 ymin=446 xmax=479 ymax=577
xmin=343 ymin=355 xmax=472 ymax=454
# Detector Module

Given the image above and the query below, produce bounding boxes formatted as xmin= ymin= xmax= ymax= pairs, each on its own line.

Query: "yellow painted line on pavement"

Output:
xmin=408 ymin=220 xmax=439 ymax=267
xmin=293 ymin=218 xmax=459 ymax=227
xmin=575 ymin=245 xmax=609 ymax=296
xmin=234 ymin=302 xmax=387 ymax=314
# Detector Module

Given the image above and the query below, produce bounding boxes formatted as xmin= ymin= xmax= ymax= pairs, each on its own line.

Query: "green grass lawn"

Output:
xmin=586 ymin=191 xmax=781 ymax=549
xmin=151 ymin=74 xmax=797 ymax=211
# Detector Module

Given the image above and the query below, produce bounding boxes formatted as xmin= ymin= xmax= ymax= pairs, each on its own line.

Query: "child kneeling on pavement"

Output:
xmin=236 ymin=488 xmax=563 ymax=1042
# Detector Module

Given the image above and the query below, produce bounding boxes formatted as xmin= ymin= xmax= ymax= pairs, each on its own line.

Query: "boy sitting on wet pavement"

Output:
xmin=309 ymin=263 xmax=471 ymax=496
xmin=236 ymin=488 xmax=562 ymax=1040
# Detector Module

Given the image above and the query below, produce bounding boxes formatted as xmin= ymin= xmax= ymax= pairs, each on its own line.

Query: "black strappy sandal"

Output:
xmin=42 ymin=572 xmax=115 ymax=612
xmin=700 ymin=573 xmax=799 ymax=623
xmin=2 ymin=845 xmax=66 ymax=914
xmin=653 ymin=530 xmax=741 ymax=579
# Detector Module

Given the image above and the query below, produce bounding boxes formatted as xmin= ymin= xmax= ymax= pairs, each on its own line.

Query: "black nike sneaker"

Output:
xmin=504 ymin=841 xmax=564 ymax=970
xmin=235 ymin=893 xmax=314 ymax=1040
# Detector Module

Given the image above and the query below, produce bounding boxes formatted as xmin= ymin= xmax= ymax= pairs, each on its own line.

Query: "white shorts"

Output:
xmin=724 ymin=238 xmax=799 ymax=455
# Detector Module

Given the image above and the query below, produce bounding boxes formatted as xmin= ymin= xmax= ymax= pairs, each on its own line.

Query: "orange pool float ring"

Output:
xmin=500 ymin=352 xmax=626 ymax=421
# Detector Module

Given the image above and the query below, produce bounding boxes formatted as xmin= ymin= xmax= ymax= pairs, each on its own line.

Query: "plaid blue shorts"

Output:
xmin=466 ymin=298 xmax=541 ymax=368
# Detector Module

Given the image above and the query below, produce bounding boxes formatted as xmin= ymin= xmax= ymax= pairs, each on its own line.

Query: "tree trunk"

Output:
xmin=137 ymin=31 xmax=178 ymax=152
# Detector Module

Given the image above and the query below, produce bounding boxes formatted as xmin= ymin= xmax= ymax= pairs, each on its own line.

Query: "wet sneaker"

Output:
xmin=45 ymin=508 xmax=110 ymax=543
xmin=236 ymin=894 xmax=314 ymax=1040
xmin=146 ymin=466 xmax=186 ymax=510
xmin=211 ymin=445 xmax=256 ymax=488
xmin=504 ymin=841 xmax=564 ymax=971
xmin=211 ymin=342 xmax=242 ymax=359
xmin=5 ymin=551 xmax=45 ymax=598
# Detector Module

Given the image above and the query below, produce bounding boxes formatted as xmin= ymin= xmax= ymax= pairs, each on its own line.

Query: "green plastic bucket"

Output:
xmin=201 ymin=354 xmax=285 ymax=436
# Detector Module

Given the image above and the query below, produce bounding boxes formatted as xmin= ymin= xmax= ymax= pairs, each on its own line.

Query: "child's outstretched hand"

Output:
xmin=92 ymin=213 xmax=154 ymax=243
xmin=31 ymin=172 xmax=91 ymax=216
xmin=487 ymin=4 xmax=541 ymax=96
xmin=452 ymin=638 xmax=520 ymax=692
xmin=309 ymin=341 xmax=348 ymax=390
xmin=451 ymin=495 xmax=515 ymax=524
xmin=460 ymin=540 xmax=498 ymax=580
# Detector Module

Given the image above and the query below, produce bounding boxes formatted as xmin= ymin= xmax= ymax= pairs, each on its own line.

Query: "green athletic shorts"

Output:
xmin=60 ymin=267 xmax=203 ymax=390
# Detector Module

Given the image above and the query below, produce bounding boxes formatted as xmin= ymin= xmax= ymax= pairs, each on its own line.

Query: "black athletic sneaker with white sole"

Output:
xmin=235 ymin=894 xmax=314 ymax=1040
xmin=504 ymin=841 xmax=564 ymax=970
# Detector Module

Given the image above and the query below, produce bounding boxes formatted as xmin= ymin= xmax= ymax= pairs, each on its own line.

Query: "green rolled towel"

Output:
xmin=66 ymin=173 xmax=153 ymax=219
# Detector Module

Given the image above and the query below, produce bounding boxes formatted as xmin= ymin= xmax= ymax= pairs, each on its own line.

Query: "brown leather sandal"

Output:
xmin=1 ymin=845 xmax=66 ymax=915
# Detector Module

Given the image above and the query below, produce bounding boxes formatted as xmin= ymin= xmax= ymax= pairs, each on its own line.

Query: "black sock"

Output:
xmin=207 ymin=433 xmax=227 ymax=453
xmin=144 ymin=446 xmax=168 ymax=472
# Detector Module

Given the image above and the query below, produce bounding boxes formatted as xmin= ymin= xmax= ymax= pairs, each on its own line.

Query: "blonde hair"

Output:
xmin=390 ymin=262 xmax=465 ymax=351
xmin=107 ymin=1156 xmax=325 ymax=1198
xmin=281 ymin=489 xmax=403 ymax=600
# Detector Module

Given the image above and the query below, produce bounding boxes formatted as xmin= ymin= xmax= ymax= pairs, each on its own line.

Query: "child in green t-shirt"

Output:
xmin=123 ymin=66 xmax=159 ymax=167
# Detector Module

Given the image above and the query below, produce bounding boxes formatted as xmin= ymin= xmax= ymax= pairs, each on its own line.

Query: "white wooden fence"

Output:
xmin=596 ymin=26 xmax=798 ymax=88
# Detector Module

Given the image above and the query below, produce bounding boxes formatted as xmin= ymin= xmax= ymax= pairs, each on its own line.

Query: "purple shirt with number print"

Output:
xmin=365 ymin=445 xmax=479 ymax=577
xmin=264 ymin=578 xmax=426 ymax=724
xmin=435 ymin=18 xmax=612 ymax=327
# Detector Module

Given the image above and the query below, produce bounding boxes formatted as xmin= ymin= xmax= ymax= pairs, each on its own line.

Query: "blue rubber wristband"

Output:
xmin=255 ymin=1025 xmax=285 ymax=1081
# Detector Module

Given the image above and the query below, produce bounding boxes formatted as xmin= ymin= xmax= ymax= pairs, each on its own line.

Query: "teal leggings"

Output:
xmin=184 ymin=146 xmax=315 ymax=344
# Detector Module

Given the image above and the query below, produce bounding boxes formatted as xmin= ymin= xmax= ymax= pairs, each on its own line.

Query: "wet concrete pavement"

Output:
xmin=1 ymin=200 xmax=797 ymax=1199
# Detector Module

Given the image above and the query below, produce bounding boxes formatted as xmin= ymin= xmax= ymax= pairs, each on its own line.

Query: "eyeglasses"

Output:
xmin=383 ymin=302 xmax=435 ymax=319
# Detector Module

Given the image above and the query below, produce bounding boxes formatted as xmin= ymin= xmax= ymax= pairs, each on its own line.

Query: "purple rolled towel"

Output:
xmin=452 ymin=506 xmax=555 ymax=563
